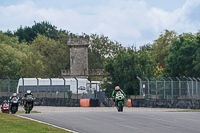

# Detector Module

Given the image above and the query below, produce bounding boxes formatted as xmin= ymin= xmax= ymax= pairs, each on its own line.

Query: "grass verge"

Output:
xmin=168 ymin=110 xmax=200 ymax=112
xmin=16 ymin=110 xmax=41 ymax=114
xmin=0 ymin=113 xmax=71 ymax=133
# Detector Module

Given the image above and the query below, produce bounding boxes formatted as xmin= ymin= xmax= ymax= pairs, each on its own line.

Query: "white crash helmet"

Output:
xmin=13 ymin=93 xmax=17 ymax=96
xmin=27 ymin=90 xmax=31 ymax=94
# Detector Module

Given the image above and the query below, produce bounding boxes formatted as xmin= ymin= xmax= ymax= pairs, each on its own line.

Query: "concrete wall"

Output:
xmin=35 ymin=98 xmax=80 ymax=107
xmin=0 ymin=96 xmax=101 ymax=107
xmin=131 ymin=99 xmax=200 ymax=109
xmin=2 ymin=95 xmax=200 ymax=109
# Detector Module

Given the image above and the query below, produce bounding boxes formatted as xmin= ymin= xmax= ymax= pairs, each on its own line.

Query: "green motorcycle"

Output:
xmin=115 ymin=91 xmax=125 ymax=112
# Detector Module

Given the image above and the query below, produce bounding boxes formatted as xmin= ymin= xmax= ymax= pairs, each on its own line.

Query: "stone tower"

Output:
xmin=64 ymin=35 xmax=89 ymax=78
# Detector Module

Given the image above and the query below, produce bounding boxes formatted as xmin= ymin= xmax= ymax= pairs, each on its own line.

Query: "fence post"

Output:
xmin=193 ymin=77 xmax=198 ymax=99
xmin=6 ymin=76 xmax=10 ymax=97
xmin=87 ymin=77 xmax=92 ymax=88
xmin=161 ymin=77 xmax=166 ymax=99
xmin=176 ymin=77 xmax=181 ymax=99
xmin=20 ymin=76 xmax=24 ymax=96
xmin=62 ymin=76 xmax=66 ymax=99
xmin=198 ymin=78 xmax=200 ymax=98
xmin=145 ymin=77 xmax=150 ymax=98
xmin=188 ymin=77 xmax=193 ymax=99
xmin=168 ymin=77 xmax=173 ymax=99
xmin=35 ymin=77 xmax=39 ymax=98
xmin=74 ymin=77 xmax=78 ymax=101
xmin=137 ymin=76 xmax=142 ymax=98
xmin=183 ymin=76 xmax=190 ymax=98
xmin=48 ymin=77 xmax=52 ymax=98
xmin=153 ymin=77 xmax=157 ymax=99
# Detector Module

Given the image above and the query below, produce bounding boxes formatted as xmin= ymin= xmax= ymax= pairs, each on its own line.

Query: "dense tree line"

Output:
xmin=1 ymin=21 xmax=200 ymax=96
xmin=0 ymin=21 xmax=122 ymax=79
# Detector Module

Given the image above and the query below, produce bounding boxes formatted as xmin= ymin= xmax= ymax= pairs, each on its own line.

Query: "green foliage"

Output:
xmin=164 ymin=33 xmax=200 ymax=77
xmin=150 ymin=30 xmax=178 ymax=67
xmin=193 ymin=35 xmax=200 ymax=72
xmin=20 ymin=34 xmax=70 ymax=77
xmin=14 ymin=21 xmax=62 ymax=43
xmin=67 ymin=90 xmax=72 ymax=99
xmin=3 ymin=30 xmax=15 ymax=37
xmin=103 ymin=48 xmax=156 ymax=96
xmin=0 ymin=32 xmax=27 ymax=79
xmin=88 ymin=34 xmax=123 ymax=69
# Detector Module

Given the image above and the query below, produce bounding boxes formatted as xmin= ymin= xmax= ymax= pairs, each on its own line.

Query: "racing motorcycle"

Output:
xmin=1 ymin=101 xmax=10 ymax=113
xmin=9 ymin=97 xmax=19 ymax=114
xmin=24 ymin=95 xmax=34 ymax=114
xmin=115 ymin=91 xmax=125 ymax=112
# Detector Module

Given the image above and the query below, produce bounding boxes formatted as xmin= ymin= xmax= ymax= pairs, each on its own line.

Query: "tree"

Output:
xmin=14 ymin=21 xmax=61 ymax=43
xmin=164 ymin=33 xmax=200 ymax=77
xmin=103 ymin=48 xmax=156 ymax=96
xmin=138 ymin=43 xmax=152 ymax=54
xmin=193 ymin=35 xmax=200 ymax=72
xmin=20 ymin=34 xmax=70 ymax=77
xmin=0 ymin=32 xmax=26 ymax=78
xmin=3 ymin=30 xmax=14 ymax=37
xmin=150 ymin=30 xmax=178 ymax=67
xmin=88 ymin=34 xmax=123 ymax=69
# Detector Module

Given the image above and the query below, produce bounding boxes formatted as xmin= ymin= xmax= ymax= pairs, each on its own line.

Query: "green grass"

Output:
xmin=168 ymin=110 xmax=200 ymax=112
xmin=0 ymin=113 xmax=72 ymax=133
xmin=16 ymin=110 xmax=41 ymax=114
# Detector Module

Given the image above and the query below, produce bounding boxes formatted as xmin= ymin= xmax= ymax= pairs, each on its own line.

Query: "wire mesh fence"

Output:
xmin=137 ymin=77 xmax=200 ymax=99
xmin=0 ymin=79 xmax=18 ymax=97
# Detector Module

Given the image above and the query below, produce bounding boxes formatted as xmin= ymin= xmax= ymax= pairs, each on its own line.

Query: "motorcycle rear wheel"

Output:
xmin=11 ymin=106 xmax=17 ymax=114
xmin=28 ymin=104 xmax=32 ymax=113
xmin=119 ymin=102 xmax=123 ymax=112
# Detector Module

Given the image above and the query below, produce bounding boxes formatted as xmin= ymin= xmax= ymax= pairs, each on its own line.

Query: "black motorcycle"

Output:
xmin=24 ymin=95 xmax=34 ymax=114
xmin=9 ymin=97 xmax=19 ymax=114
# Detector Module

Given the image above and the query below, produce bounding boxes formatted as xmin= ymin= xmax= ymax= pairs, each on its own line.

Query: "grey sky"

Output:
xmin=0 ymin=0 xmax=200 ymax=48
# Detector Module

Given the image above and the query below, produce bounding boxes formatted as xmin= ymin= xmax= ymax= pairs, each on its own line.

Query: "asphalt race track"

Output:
xmin=16 ymin=107 xmax=200 ymax=133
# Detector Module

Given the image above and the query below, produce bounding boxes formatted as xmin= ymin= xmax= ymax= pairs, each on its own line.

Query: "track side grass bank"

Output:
xmin=16 ymin=110 xmax=41 ymax=114
xmin=168 ymin=109 xmax=200 ymax=112
xmin=0 ymin=113 xmax=71 ymax=133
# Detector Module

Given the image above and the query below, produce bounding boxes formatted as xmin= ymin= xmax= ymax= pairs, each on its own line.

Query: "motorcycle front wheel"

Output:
xmin=27 ymin=104 xmax=32 ymax=113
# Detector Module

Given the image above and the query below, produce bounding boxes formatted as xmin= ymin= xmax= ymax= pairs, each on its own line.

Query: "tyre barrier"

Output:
xmin=90 ymin=98 xmax=99 ymax=107
xmin=80 ymin=99 xmax=90 ymax=107
xmin=127 ymin=99 xmax=132 ymax=107
xmin=80 ymin=98 xmax=99 ymax=107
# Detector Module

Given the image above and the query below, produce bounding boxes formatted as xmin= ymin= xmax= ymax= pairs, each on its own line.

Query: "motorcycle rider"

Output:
xmin=9 ymin=93 xmax=19 ymax=101
xmin=9 ymin=93 xmax=19 ymax=113
xmin=112 ymin=86 xmax=126 ymax=106
xmin=1 ymin=100 xmax=8 ymax=111
xmin=22 ymin=90 xmax=34 ymax=113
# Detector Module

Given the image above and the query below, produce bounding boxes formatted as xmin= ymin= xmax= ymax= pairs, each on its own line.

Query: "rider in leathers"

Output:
xmin=112 ymin=86 xmax=126 ymax=106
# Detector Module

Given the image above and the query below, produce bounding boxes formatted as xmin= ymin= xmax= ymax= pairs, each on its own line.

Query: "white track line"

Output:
xmin=16 ymin=115 xmax=78 ymax=133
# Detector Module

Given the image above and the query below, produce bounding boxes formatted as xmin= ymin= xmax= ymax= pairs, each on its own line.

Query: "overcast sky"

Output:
xmin=0 ymin=0 xmax=200 ymax=48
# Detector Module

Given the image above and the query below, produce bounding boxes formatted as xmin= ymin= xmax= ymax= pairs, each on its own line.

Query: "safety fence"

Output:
xmin=137 ymin=77 xmax=200 ymax=99
xmin=0 ymin=79 xmax=18 ymax=97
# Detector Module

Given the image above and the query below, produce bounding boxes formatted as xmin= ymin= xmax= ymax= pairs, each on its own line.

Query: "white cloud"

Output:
xmin=0 ymin=0 xmax=200 ymax=47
